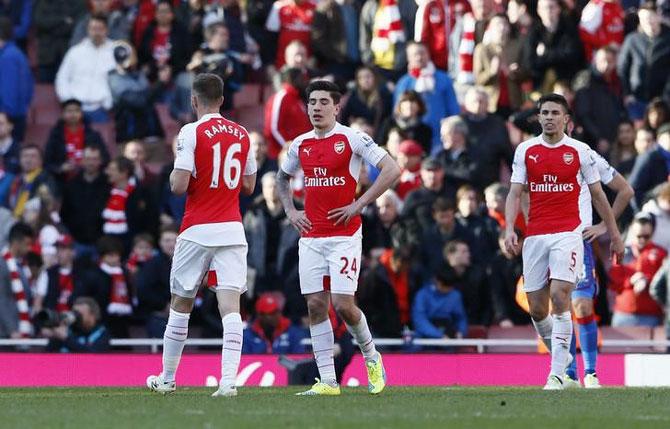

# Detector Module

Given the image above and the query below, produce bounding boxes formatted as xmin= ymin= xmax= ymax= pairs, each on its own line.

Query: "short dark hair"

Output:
xmin=0 ymin=16 xmax=12 ymax=41
xmin=8 ymin=222 xmax=34 ymax=244
xmin=432 ymin=197 xmax=455 ymax=213
xmin=281 ymin=67 xmax=306 ymax=88
xmin=61 ymin=99 xmax=83 ymax=109
xmin=192 ymin=73 xmax=224 ymax=106
xmin=97 ymin=235 xmax=125 ymax=257
xmin=20 ymin=144 xmax=43 ymax=157
xmin=396 ymin=90 xmax=427 ymax=116
xmin=306 ymin=80 xmax=342 ymax=104
xmin=111 ymin=156 xmax=134 ymax=177
xmin=435 ymin=266 xmax=459 ymax=288
xmin=444 ymin=239 xmax=468 ymax=256
xmin=133 ymin=233 xmax=155 ymax=248
xmin=639 ymin=1 xmax=657 ymax=13
xmin=73 ymin=296 xmax=102 ymax=322
xmin=633 ymin=212 xmax=656 ymax=231
xmin=537 ymin=93 xmax=570 ymax=115
xmin=89 ymin=14 xmax=108 ymax=27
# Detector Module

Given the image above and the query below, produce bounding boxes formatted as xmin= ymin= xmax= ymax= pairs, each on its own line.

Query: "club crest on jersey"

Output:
xmin=563 ymin=152 xmax=574 ymax=165
xmin=334 ymin=141 xmax=345 ymax=154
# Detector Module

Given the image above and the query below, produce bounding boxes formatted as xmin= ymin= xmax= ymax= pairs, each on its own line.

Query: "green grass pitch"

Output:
xmin=2 ymin=387 xmax=670 ymax=429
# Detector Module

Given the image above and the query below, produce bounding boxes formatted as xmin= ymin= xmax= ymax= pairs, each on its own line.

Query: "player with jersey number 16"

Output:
xmin=147 ymin=73 xmax=258 ymax=397
xmin=504 ymin=93 xmax=624 ymax=390
xmin=277 ymin=80 xmax=401 ymax=396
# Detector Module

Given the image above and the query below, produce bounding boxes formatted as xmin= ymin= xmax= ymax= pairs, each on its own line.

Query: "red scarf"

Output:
xmin=57 ymin=267 xmax=74 ymax=314
xmin=2 ymin=249 xmax=31 ymax=337
xmin=64 ymin=126 xmax=85 ymax=165
xmin=99 ymin=262 xmax=132 ymax=316
xmin=102 ymin=180 xmax=136 ymax=235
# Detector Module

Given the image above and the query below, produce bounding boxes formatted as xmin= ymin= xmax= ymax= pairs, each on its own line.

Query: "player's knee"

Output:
xmin=549 ymin=292 xmax=570 ymax=313
xmin=529 ymin=307 xmax=548 ymax=321
xmin=306 ymin=296 xmax=328 ymax=318
xmin=332 ymin=300 xmax=358 ymax=324
xmin=171 ymin=295 xmax=194 ymax=313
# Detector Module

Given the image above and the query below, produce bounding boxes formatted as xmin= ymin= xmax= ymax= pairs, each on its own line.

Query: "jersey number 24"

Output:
xmin=210 ymin=142 xmax=241 ymax=189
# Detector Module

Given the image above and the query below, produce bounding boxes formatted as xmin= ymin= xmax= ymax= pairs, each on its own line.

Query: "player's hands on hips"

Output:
xmin=610 ymin=234 xmax=625 ymax=264
xmin=287 ymin=209 xmax=312 ymax=234
xmin=328 ymin=200 xmax=363 ymax=226
xmin=583 ymin=222 xmax=607 ymax=242
xmin=504 ymin=231 xmax=519 ymax=256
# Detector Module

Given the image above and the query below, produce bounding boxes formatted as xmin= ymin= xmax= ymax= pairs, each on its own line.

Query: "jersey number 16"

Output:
xmin=210 ymin=142 xmax=241 ymax=189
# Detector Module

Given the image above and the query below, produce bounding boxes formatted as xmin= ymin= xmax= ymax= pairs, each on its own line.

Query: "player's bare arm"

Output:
xmin=328 ymin=154 xmax=401 ymax=226
xmin=504 ymin=183 xmax=524 ymax=255
xmin=241 ymin=172 xmax=257 ymax=196
xmin=583 ymin=174 xmax=634 ymax=242
xmin=170 ymin=168 xmax=191 ymax=195
xmin=588 ymin=182 xmax=625 ymax=260
xmin=276 ymin=169 xmax=312 ymax=233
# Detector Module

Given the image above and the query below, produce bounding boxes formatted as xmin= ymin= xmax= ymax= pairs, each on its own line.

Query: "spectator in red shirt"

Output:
xmin=263 ymin=67 xmax=311 ymax=159
xmin=414 ymin=0 xmax=470 ymax=71
xmin=265 ymin=0 xmax=315 ymax=69
xmin=609 ymin=213 xmax=667 ymax=327
xmin=578 ymin=0 xmax=624 ymax=61
xmin=395 ymin=140 xmax=423 ymax=200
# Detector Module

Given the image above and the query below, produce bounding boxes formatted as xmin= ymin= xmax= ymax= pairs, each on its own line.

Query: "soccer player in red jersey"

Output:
xmin=277 ymin=80 xmax=401 ymax=395
xmin=504 ymin=93 xmax=624 ymax=390
xmin=147 ymin=74 xmax=257 ymax=397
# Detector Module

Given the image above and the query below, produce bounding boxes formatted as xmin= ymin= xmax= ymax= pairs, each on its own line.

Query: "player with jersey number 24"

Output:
xmin=277 ymin=80 xmax=401 ymax=396
xmin=504 ymin=94 xmax=624 ymax=390
xmin=147 ymin=73 xmax=258 ymax=397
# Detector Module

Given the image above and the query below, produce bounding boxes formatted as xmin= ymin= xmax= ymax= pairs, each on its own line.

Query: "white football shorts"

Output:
xmin=522 ymin=231 xmax=584 ymax=292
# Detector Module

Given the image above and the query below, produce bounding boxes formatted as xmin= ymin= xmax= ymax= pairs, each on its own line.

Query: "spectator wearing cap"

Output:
xmin=629 ymin=123 xmax=670 ymax=211
xmin=34 ymin=234 xmax=84 ymax=315
xmin=395 ymin=140 xmax=424 ymax=200
xmin=44 ymin=99 xmax=109 ymax=185
xmin=55 ymin=15 xmax=116 ymax=123
xmin=378 ymin=90 xmax=434 ymax=156
xmin=0 ymin=16 xmax=33 ymax=143
xmin=242 ymin=293 xmax=308 ymax=354
xmin=0 ymin=113 xmax=19 ymax=175
xmin=435 ymin=116 xmax=479 ymax=200
xmin=108 ymin=41 xmax=165 ymax=143
xmin=609 ymin=213 xmax=667 ymax=327
xmin=401 ymin=157 xmax=449 ymax=233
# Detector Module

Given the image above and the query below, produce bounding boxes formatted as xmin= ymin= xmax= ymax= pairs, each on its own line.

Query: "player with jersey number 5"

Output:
xmin=277 ymin=80 xmax=401 ymax=396
xmin=504 ymin=93 xmax=624 ymax=390
xmin=147 ymin=73 xmax=257 ymax=397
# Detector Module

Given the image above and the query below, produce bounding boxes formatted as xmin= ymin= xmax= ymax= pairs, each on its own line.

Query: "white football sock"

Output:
xmin=310 ymin=319 xmax=336 ymax=384
xmin=532 ymin=315 xmax=553 ymax=352
xmin=550 ymin=311 xmax=573 ymax=377
xmin=220 ymin=313 xmax=244 ymax=388
xmin=345 ymin=312 xmax=377 ymax=361
xmin=162 ymin=309 xmax=190 ymax=382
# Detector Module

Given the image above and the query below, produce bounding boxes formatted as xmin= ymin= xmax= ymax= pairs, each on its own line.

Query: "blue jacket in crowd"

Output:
xmin=412 ymin=284 xmax=468 ymax=338
xmin=0 ymin=41 xmax=33 ymax=117
xmin=242 ymin=318 xmax=308 ymax=354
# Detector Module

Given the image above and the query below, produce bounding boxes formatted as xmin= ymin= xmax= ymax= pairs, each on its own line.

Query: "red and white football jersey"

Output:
xmin=511 ymin=136 xmax=600 ymax=237
xmin=280 ymin=122 xmax=388 ymax=238
xmin=174 ymin=113 xmax=257 ymax=246
xmin=265 ymin=0 xmax=315 ymax=68
xmin=578 ymin=149 xmax=617 ymax=229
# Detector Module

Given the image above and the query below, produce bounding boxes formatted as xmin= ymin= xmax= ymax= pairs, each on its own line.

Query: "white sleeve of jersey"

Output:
xmin=510 ymin=142 xmax=528 ymax=184
xmin=174 ymin=123 xmax=197 ymax=174
xmin=590 ymin=149 xmax=616 ymax=185
xmin=350 ymin=130 xmax=388 ymax=167
xmin=578 ymin=145 xmax=600 ymax=185
xmin=280 ymin=139 xmax=301 ymax=176
xmin=244 ymin=145 xmax=257 ymax=175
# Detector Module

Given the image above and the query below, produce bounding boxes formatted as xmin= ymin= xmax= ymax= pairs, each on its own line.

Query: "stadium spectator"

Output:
xmin=444 ymin=239 xmax=491 ymax=325
xmin=361 ymin=190 xmax=403 ymax=259
xmin=487 ymin=230 xmax=528 ymax=326
xmin=394 ymin=140 xmax=423 ymax=200
xmin=634 ymin=127 xmax=657 ymax=157
xmin=412 ymin=266 xmax=468 ymax=339
xmin=33 ymin=0 xmax=87 ymax=82
xmin=0 ymin=16 xmax=33 ymax=143
xmin=242 ymin=293 xmax=307 ymax=353
xmin=573 ymin=45 xmax=626 ymax=153
xmin=413 ymin=0 xmax=470 ymax=72
xmin=69 ymin=0 xmax=130 ymax=47
xmin=265 ymin=0 xmax=315 ymax=69
xmin=9 ymin=145 xmax=56 ymax=219
xmin=610 ymin=120 xmax=638 ymax=176
xmin=125 ymin=233 xmax=155 ymax=281
xmin=521 ymin=0 xmax=584 ymax=92
xmin=618 ymin=3 xmax=665 ymax=120
xmin=401 ymin=157 xmax=448 ymax=232
xmin=455 ymin=185 xmax=499 ymax=264
xmin=109 ymin=41 xmax=166 ymax=143
xmin=643 ymin=98 xmax=670 ymax=134
xmin=157 ymin=137 xmax=186 ymax=228
xmin=122 ymin=140 xmax=157 ymax=189
xmin=378 ymin=90 xmax=433 ymax=155
xmin=244 ymin=172 xmax=297 ymax=295
xmin=474 ymin=14 xmax=524 ymax=116
xmin=608 ymin=213 xmax=666 ymax=327
xmin=311 ymin=0 xmax=360 ymax=81
xmin=0 ymin=0 xmax=32 ymax=51
xmin=435 ymin=116 xmax=479 ymax=199
xmin=340 ymin=66 xmax=393 ymax=132
xmin=419 ymin=197 xmax=475 ymax=281
xmin=460 ymin=87 xmax=513 ymax=189
xmin=43 ymin=296 xmax=111 ymax=352
xmin=484 ymin=182 xmax=525 ymax=234
xmin=640 ymin=183 xmax=670 ymax=253
xmin=271 ymin=40 xmax=322 ymax=91
xmin=20 ymin=194 xmax=62 ymax=268
xmin=203 ymin=0 xmax=255 ymax=59
xmin=60 ymin=146 xmax=110 ymax=258
xmin=175 ymin=0 xmax=206 ymax=52
xmin=246 ymin=0 xmax=277 ymax=66
xmin=449 ymin=0 xmax=495 ymax=86
xmin=506 ymin=0 xmax=533 ymax=36
xmin=629 ymin=123 xmax=670 ymax=210
xmin=138 ymin=0 xmax=191 ymax=82
xmin=34 ymin=235 xmax=82 ymax=314
xmin=240 ymin=132 xmax=278 ymax=212
xmin=0 ymin=222 xmax=34 ymax=338
xmin=44 ymin=99 xmax=109 ymax=185
xmin=394 ymin=42 xmax=460 ymax=153
xmin=0 ymin=113 xmax=19 ymax=174
xmin=263 ymin=67 xmax=311 ymax=159
xmin=55 ymin=15 xmax=116 ymax=123
xmin=136 ymin=225 xmax=177 ymax=338
xmin=578 ymin=0 xmax=625 ymax=61
xmin=360 ymin=0 xmax=416 ymax=82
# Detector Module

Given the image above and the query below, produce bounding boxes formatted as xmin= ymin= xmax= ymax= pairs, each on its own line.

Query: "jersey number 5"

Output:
xmin=210 ymin=142 xmax=241 ymax=189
